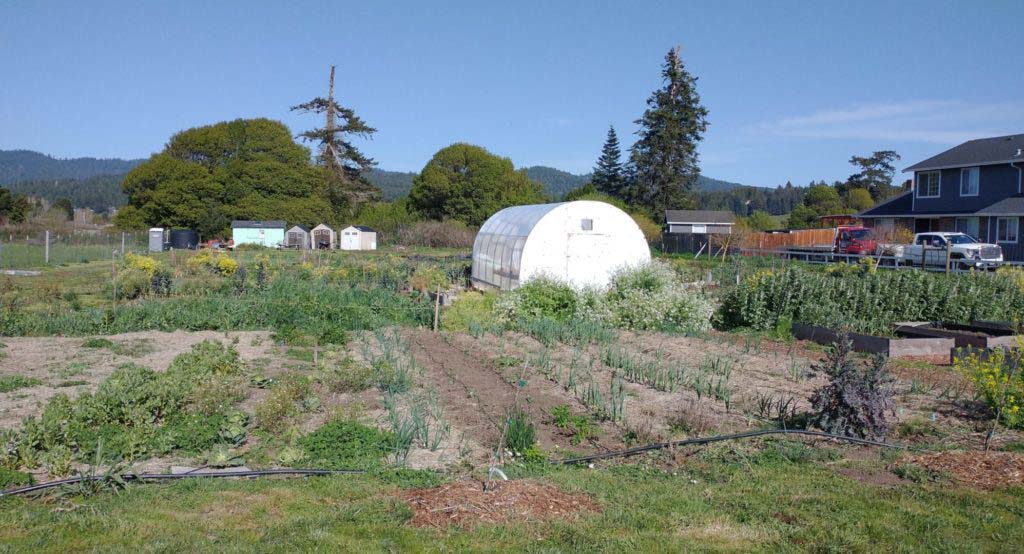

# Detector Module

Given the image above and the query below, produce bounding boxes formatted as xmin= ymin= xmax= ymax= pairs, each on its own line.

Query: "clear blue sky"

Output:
xmin=2 ymin=0 xmax=1023 ymax=187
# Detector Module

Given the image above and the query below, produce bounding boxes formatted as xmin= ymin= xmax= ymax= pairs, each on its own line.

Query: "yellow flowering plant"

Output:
xmin=954 ymin=339 xmax=1023 ymax=429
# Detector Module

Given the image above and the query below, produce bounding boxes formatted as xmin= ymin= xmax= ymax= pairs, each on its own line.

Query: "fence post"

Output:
xmin=121 ymin=232 xmax=126 ymax=255
xmin=44 ymin=230 xmax=50 ymax=264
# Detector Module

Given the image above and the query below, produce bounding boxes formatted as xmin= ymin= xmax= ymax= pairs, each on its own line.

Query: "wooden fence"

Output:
xmin=741 ymin=229 xmax=836 ymax=251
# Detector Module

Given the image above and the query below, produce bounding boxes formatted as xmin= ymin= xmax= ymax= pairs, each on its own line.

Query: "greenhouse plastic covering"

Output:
xmin=472 ymin=203 xmax=564 ymax=289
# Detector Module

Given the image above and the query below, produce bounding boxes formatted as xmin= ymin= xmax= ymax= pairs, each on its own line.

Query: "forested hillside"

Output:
xmin=4 ymin=174 xmax=127 ymax=211
xmin=0 ymin=150 xmax=142 ymax=183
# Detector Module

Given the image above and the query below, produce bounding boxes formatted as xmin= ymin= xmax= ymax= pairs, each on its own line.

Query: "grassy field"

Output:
xmin=1 ymin=448 xmax=1022 ymax=552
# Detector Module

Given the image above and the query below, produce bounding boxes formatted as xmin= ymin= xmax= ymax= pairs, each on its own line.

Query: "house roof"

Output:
xmin=858 ymin=190 xmax=1024 ymax=218
xmin=288 ymin=224 xmax=311 ymax=232
xmin=975 ymin=195 xmax=1024 ymax=216
xmin=664 ymin=210 xmax=735 ymax=224
xmin=231 ymin=220 xmax=286 ymax=229
xmin=904 ymin=134 xmax=1024 ymax=172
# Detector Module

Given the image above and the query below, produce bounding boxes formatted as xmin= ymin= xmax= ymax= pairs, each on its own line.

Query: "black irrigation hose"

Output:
xmin=551 ymin=429 xmax=908 ymax=465
xmin=3 ymin=431 xmax=906 ymax=497
xmin=0 ymin=468 xmax=366 ymax=498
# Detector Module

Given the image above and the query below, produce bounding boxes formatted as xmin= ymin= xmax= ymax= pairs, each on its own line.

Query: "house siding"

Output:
xmin=913 ymin=163 xmax=1020 ymax=213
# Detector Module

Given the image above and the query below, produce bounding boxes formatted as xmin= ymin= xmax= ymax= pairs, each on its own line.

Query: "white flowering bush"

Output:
xmin=602 ymin=261 xmax=714 ymax=332
xmin=496 ymin=262 xmax=713 ymax=333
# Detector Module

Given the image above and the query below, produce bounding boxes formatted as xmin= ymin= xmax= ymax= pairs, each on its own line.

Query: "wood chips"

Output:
xmin=905 ymin=450 xmax=1024 ymax=489
xmin=399 ymin=479 xmax=600 ymax=528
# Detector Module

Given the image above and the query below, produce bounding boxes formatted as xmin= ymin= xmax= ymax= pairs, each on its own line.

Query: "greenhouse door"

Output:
xmin=566 ymin=233 xmax=606 ymax=286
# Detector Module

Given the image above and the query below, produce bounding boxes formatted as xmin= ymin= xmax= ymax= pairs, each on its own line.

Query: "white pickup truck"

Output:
xmin=881 ymin=232 xmax=1003 ymax=269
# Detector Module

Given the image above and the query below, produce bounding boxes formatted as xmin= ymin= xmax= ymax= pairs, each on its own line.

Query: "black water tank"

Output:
xmin=168 ymin=229 xmax=200 ymax=250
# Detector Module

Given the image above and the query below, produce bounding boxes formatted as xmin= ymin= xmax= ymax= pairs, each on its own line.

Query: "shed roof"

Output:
xmin=904 ymin=134 xmax=1024 ymax=172
xmin=288 ymin=224 xmax=311 ymax=232
xmin=344 ymin=225 xmax=376 ymax=232
xmin=231 ymin=220 xmax=286 ymax=229
xmin=664 ymin=210 xmax=735 ymax=224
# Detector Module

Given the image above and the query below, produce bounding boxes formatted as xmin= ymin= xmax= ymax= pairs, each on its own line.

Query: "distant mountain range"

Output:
xmin=1 ymin=149 xmax=750 ymax=209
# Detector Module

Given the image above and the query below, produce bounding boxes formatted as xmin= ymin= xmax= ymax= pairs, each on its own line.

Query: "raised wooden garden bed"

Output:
xmin=792 ymin=323 xmax=955 ymax=361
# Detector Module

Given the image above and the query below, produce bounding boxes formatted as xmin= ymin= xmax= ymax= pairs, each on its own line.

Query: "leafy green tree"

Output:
xmin=787 ymin=184 xmax=843 ymax=228
xmin=408 ymin=143 xmax=545 ymax=226
xmin=354 ymin=197 xmax=419 ymax=233
xmin=630 ymin=46 xmax=709 ymax=217
xmin=120 ymin=118 xmax=335 ymax=237
xmin=0 ymin=187 xmax=30 ymax=224
xmin=291 ymin=66 xmax=380 ymax=212
xmin=592 ymin=126 xmax=626 ymax=199
xmin=52 ymin=198 xmax=74 ymax=220
xmin=846 ymin=150 xmax=901 ymax=201
xmin=112 ymin=205 xmax=147 ymax=230
xmin=844 ymin=188 xmax=874 ymax=212
xmin=745 ymin=210 xmax=777 ymax=231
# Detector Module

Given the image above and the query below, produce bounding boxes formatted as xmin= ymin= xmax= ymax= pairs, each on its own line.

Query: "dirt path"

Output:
xmin=407 ymin=329 xmax=623 ymax=458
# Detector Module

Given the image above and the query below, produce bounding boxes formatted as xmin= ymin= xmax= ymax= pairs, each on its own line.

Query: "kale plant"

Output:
xmin=809 ymin=339 xmax=895 ymax=440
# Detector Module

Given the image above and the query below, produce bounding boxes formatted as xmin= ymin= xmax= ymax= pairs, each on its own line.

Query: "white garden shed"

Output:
xmin=340 ymin=225 xmax=377 ymax=251
xmin=472 ymin=200 xmax=650 ymax=290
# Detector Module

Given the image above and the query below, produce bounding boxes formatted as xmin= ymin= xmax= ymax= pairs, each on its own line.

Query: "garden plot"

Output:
xmin=0 ymin=330 xmax=277 ymax=429
xmin=404 ymin=329 xmax=626 ymax=459
xmin=455 ymin=327 xmax=996 ymax=447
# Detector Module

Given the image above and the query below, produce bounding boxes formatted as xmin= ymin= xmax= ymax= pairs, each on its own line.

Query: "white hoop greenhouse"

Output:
xmin=471 ymin=200 xmax=651 ymax=290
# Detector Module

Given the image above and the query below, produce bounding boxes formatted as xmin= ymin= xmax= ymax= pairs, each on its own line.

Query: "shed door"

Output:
xmin=341 ymin=231 xmax=360 ymax=250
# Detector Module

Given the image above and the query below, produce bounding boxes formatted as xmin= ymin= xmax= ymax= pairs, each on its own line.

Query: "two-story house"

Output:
xmin=858 ymin=134 xmax=1024 ymax=261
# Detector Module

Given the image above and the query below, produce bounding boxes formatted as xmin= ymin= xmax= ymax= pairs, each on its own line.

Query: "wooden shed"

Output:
xmin=340 ymin=225 xmax=377 ymax=251
xmin=311 ymin=224 xmax=336 ymax=249
xmin=285 ymin=225 xmax=311 ymax=249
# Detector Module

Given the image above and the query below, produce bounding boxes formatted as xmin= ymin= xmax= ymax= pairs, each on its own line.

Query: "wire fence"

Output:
xmin=0 ymin=230 xmax=148 ymax=269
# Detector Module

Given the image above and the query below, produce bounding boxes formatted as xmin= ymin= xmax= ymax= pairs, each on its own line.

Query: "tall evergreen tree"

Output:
xmin=629 ymin=46 xmax=709 ymax=218
xmin=291 ymin=65 xmax=381 ymax=214
xmin=592 ymin=126 xmax=626 ymax=199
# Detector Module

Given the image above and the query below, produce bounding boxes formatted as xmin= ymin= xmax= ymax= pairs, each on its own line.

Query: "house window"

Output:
xmin=916 ymin=171 xmax=940 ymax=198
xmin=955 ymin=217 xmax=979 ymax=239
xmin=997 ymin=217 xmax=1019 ymax=243
xmin=960 ymin=167 xmax=979 ymax=196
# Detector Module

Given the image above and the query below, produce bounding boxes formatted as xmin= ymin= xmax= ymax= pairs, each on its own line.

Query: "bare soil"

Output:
xmin=0 ymin=330 xmax=277 ymax=430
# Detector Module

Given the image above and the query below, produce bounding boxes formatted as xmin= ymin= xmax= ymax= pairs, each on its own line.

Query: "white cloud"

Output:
xmin=752 ymin=100 xmax=1024 ymax=144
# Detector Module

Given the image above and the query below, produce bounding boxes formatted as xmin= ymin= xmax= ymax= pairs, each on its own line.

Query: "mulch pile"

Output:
xmin=905 ymin=450 xmax=1024 ymax=489
xmin=399 ymin=479 xmax=600 ymax=528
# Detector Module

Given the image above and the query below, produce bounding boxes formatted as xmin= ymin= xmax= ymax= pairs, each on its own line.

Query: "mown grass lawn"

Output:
xmin=1 ymin=447 xmax=1021 ymax=553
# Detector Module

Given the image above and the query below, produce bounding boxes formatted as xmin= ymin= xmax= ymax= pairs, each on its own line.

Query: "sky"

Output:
xmin=2 ymin=0 xmax=1023 ymax=188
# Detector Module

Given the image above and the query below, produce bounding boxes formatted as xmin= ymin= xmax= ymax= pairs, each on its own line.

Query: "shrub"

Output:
xmin=497 ymin=276 xmax=578 ymax=322
xmin=187 ymin=251 xmax=239 ymax=276
xmin=123 ymin=253 xmax=160 ymax=275
xmin=441 ymin=291 xmax=497 ymax=332
xmin=394 ymin=220 xmax=475 ymax=248
xmin=602 ymin=261 xmax=713 ymax=332
xmin=320 ymin=358 xmax=375 ymax=393
xmin=299 ymin=419 xmax=393 ymax=469
xmin=954 ymin=343 xmax=1023 ymax=429
xmin=407 ymin=265 xmax=448 ymax=293
xmin=809 ymin=339 xmax=895 ymax=440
